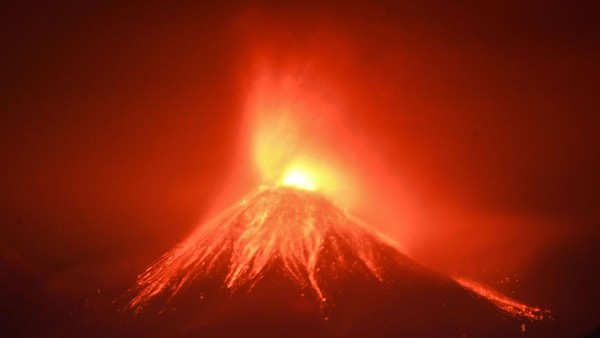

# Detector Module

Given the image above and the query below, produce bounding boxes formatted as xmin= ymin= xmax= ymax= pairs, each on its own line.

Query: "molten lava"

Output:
xmin=281 ymin=167 xmax=317 ymax=191
xmin=454 ymin=277 xmax=550 ymax=321
xmin=124 ymin=69 xmax=550 ymax=336
xmin=126 ymin=186 xmax=547 ymax=327
xmin=126 ymin=186 xmax=395 ymax=312
xmin=243 ymin=71 xmax=355 ymax=206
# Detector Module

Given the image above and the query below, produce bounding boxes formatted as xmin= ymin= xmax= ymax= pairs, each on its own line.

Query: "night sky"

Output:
xmin=1 ymin=1 xmax=599 ymax=336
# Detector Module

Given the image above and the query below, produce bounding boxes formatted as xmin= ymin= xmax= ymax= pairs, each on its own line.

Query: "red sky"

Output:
xmin=1 ymin=1 xmax=599 ymax=335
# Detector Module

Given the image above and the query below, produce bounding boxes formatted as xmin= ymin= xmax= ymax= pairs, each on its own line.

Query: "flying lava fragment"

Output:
xmin=122 ymin=69 xmax=550 ymax=337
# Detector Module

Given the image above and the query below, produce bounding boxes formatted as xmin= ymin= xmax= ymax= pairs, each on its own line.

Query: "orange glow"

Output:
xmin=281 ymin=166 xmax=317 ymax=191
xmin=126 ymin=185 xmax=550 ymax=323
xmin=126 ymin=186 xmax=393 ymax=312
xmin=126 ymin=64 xmax=551 ymax=323
xmin=454 ymin=276 xmax=550 ymax=321
xmin=242 ymin=71 xmax=356 ymax=208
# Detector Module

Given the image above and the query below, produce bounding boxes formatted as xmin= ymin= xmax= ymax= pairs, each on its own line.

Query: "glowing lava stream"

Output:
xmin=126 ymin=184 xmax=548 ymax=322
xmin=453 ymin=277 xmax=550 ymax=321
xmin=126 ymin=185 xmax=394 ymax=312
xmin=125 ymin=71 xmax=549 ymax=322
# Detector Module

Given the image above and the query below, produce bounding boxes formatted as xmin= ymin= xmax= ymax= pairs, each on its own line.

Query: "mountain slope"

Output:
xmin=119 ymin=186 xmax=551 ymax=337
xmin=126 ymin=186 xmax=404 ymax=312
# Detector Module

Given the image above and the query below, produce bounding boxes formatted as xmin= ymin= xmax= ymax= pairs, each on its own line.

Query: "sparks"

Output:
xmin=453 ymin=276 xmax=550 ymax=321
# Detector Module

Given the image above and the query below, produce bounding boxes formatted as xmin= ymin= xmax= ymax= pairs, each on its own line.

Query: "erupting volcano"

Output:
xmin=119 ymin=70 xmax=551 ymax=337
xmin=126 ymin=185 xmax=394 ymax=311
xmin=123 ymin=185 xmax=549 ymax=337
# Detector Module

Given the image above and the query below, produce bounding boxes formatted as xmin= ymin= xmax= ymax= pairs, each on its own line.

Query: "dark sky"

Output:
xmin=1 ymin=1 xmax=599 ymax=336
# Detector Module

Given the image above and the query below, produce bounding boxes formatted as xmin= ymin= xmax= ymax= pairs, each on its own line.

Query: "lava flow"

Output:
xmin=453 ymin=276 xmax=548 ymax=321
xmin=123 ymin=70 xmax=550 ymax=337
xmin=126 ymin=185 xmax=395 ymax=312
xmin=126 ymin=184 xmax=547 ymax=323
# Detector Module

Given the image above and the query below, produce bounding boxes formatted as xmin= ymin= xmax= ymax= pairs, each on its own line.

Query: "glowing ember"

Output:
xmin=126 ymin=186 xmax=394 ymax=312
xmin=453 ymin=276 xmax=550 ymax=321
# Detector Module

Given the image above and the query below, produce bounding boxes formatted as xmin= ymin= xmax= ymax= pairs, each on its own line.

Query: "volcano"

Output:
xmin=120 ymin=186 xmax=550 ymax=337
